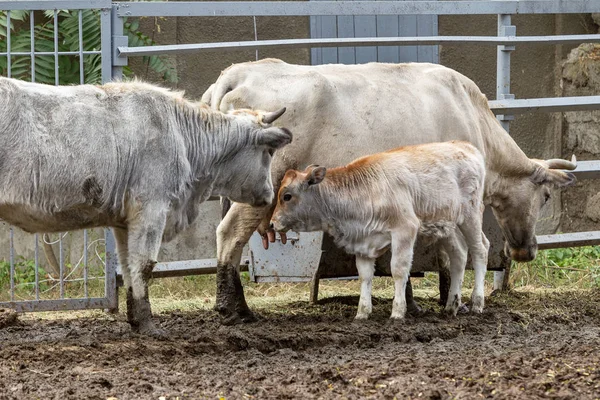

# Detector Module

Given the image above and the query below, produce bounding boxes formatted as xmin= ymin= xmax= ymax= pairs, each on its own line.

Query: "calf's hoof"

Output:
xmin=354 ymin=313 xmax=370 ymax=321
xmin=457 ymin=303 xmax=470 ymax=314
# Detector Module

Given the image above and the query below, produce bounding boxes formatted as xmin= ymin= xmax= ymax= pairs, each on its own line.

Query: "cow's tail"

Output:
xmin=220 ymin=196 xmax=232 ymax=219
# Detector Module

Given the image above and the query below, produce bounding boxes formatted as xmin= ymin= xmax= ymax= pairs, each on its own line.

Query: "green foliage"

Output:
xmin=0 ymin=258 xmax=50 ymax=294
xmin=0 ymin=10 xmax=177 ymax=84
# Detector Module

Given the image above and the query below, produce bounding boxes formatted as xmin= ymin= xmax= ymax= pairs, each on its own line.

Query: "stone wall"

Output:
xmin=560 ymin=15 xmax=600 ymax=234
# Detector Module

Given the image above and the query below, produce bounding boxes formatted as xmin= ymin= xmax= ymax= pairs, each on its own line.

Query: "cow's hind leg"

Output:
xmin=127 ymin=202 xmax=168 ymax=337
xmin=216 ymin=202 xmax=271 ymax=325
xmin=355 ymin=256 xmax=376 ymax=320
xmin=390 ymin=221 xmax=418 ymax=319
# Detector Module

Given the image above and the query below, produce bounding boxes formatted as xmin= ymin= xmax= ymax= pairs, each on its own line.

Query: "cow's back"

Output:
xmin=205 ymin=59 xmax=491 ymax=180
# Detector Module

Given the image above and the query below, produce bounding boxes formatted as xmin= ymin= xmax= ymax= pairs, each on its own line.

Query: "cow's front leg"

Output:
xmin=216 ymin=202 xmax=270 ymax=325
xmin=127 ymin=202 xmax=168 ymax=337
xmin=113 ymin=228 xmax=136 ymax=327
xmin=390 ymin=224 xmax=418 ymax=319
xmin=355 ymin=256 xmax=375 ymax=320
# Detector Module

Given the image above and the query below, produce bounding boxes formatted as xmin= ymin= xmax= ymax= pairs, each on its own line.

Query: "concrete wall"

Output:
xmin=2 ymin=8 xmax=597 ymax=268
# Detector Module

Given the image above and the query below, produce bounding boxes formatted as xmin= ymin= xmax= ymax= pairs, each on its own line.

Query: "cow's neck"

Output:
xmin=479 ymin=117 xmax=535 ymax=200
xmin=177 ymin=105 xmax=252 ymax=182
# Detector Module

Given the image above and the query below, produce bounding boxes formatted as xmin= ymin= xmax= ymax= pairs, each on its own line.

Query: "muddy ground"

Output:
xmin=0 ymin=290 xmax=599 ymax=399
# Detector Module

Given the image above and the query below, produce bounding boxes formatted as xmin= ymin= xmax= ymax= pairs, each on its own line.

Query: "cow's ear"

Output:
xmin=530 ymin=167 xmax=576 ymax=188
xmin=307 ymin=166 xmax=326 ymax=186
xmin=257 ymin=127 xmax=293 ymax=150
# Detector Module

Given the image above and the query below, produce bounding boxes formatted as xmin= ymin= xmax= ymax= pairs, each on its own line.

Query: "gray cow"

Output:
xmin=0 ymin=77 xmax=292 ymax=336
xmin=203 ymin=58 xmax=576 ymax=324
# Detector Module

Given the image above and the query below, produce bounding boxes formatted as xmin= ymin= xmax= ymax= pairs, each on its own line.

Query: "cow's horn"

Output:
xmin=262 ymin=107 xmax=286 ymax=124
xmin=545 ymin=155 xmax=577 ymax=170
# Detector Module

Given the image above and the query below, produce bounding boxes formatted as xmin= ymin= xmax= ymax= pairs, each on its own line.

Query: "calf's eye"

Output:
xmin=283 ymin=194 xmax=292 ymax=202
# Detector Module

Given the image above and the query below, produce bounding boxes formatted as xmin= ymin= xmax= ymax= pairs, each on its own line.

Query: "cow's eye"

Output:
xmin=544 ymin=193 xmax=551 ymax=203
xmin=283 ymin=193 xmax=292 ymax=202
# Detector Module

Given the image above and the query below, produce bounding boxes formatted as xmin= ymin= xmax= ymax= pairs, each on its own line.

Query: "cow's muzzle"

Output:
xmin=504 ymin=242 xmax=537 ymax=262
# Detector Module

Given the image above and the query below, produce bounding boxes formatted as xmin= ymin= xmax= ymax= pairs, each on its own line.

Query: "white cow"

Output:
xmin=0 ymin=77 xmax=292 ymax=336
xmin=203 ymin=59 xmax=576 ymax=324
xmin=270 ymin=141 xmax=489 ymax=319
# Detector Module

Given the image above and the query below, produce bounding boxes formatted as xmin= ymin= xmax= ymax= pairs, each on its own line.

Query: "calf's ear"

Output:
xmin=306 ymin=166 xmax=326 ymax=186
xmin=257 ymin=127 xmax=293 ymax=150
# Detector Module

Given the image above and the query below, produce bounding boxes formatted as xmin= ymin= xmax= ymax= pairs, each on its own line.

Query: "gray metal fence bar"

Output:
xmin=489 ymin=96 xmax=600 ymax=114
xmin=30 ymin=10 xmax=35 ymax=82
xmin=100 ymin=8 xmax=113 ymax=83
xmin=538 ymin=231 xmax=600 ymax=250
xmin=59 ymin=235 xmax=64 ymax=298
xmin=569 ymin=160 xmax=600 ymax=180
xmin=54 ymin=10 xmax=59 ymax=85
xmin=34 ymin=235 xmax=39 ymax=300
xmin=2 ymin=298 xmax=116 ymax=313
xmin=9 ymin=228 xmax=14 ymax=301
xmin=6 ymin=10 xmax=10 ymax=77
xmin=0 ymin=1 xmax=111 ymax=10
xmin=115 ymin=1 xmax=600 ymax=17
xmin=0 ymin=51 xmax=102 ymax=56
xmin=83 ymin=230 xmax=88 ymax=298
xmin=116 ymin=34 xmax=600 ymax=57
xmin=78 ymin=10 xmax=84 ymax=84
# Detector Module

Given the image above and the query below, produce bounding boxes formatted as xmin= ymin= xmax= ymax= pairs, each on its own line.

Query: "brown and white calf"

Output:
xmin=270 ymin=141 xmax=490 ymax=320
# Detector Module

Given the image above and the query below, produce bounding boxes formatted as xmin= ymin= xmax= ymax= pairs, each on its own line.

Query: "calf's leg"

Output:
xmin=355 ymin=256 xmax=376 ymax=320
xmin=439 ymin=233 xmax=468 ymax=316
xmin=390 ymin=223 xmax=418 ymax=319
xmin=458 ymin=209 xmax=490 ymax=314
xmin=216 ymin=202 xmax=271 ymax=325
xmin=127 ymin=202 xmax=168 ymax=336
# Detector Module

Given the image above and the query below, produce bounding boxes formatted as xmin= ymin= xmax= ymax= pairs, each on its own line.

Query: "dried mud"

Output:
xmin=0 ymin=290 xmax=599 ymax=399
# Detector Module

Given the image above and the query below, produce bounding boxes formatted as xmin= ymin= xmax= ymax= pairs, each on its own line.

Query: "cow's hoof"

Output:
xmin=136 ymin=324 xmax=169 ymax=340
xmin=407 ymin=301 xmax=424 ymax=317
xmin=220 ymin=310 xmax=258 ymax=326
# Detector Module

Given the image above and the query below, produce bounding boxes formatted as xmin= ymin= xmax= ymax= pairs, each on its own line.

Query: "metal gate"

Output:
xmin=0 ymin=0 xmax=117 ymax=312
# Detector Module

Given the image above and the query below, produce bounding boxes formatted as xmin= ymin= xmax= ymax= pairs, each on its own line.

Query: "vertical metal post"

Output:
xmin=83 ymin=230 xmax=89 ymax=298
xmin=100 ymin=8 xmax=113 ymax=83
xmin=493 ymin=14 xmax=515 ymax=291
xmin=54 ymin=10 xmax=59 ymax=85
xmin=253 ymin=16 xmax=259 ymax=61
xmin=110 ymin=5 xmax=125 ymax=81
xmin=30 ymin=10 xmax=35 ymax=82
xmin=78 ymin=10 xmax=84 ymax=84
xmin=104 ymin=229 xmax=119 ymax=313
xmin=9 ymin=228 xmax=14 ymax=301
xmin=6 ymin=10 xmax=11 ymax=77
xmin=59 ymin=234 xmax=64 ymax=298
xmin=34 ymin=234 xmax=39 ymax=300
